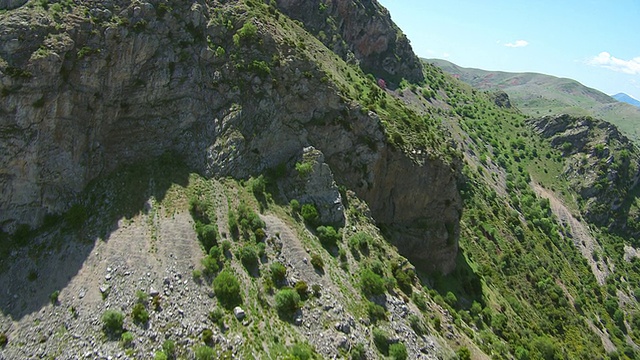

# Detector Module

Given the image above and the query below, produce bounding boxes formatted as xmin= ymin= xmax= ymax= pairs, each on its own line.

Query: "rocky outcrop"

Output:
xmin=0 ymin=0 xmax=460 ymax=272
xmin=0 ymin=0 xmax=26 ymax=10
xmin=529 ymin=114 xmax=640 ymax=236
xmin=274 ymin=0 xmax=424 ymax=85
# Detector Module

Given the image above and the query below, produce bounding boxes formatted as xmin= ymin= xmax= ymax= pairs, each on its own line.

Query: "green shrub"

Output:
xmin=50 ymin=290 xmax=60 ymax=305
xmin=456 ymin=347 xmax=471 ymax=360
xmin=316 ymin=226 xmax=341 ymax=247
xmin=366 ymin=301 xmax=387 ymax=323
xmin=202 ymin=328 xmax=213 ymax=344
xmin=412 ymin=292 xmax=427 ymax=311
xmin=238 ymin=245 xmax=259 ymax=268
xmin=270 ymin=262 xmax=287 ymax=282
xmin=236 ymin=21 xmax=257 ymax=42
xmin=290 ymin=199 xmax=301 ymax=213
xmin=248 ymin=175 xmax=266 ymax=196
xmin=351 ymin=342 xmax=365 ymax=360
xmin=195 ymin=223 xmax=218 ymax=252
xmin=194 ymin=345 xmax=216 ymax=360
xmin=228 ymin=210 xmax=238 ymax=237
xmin=192 ymin=269 xmax=202 ymax=281
xmin=154 ymin=352 xmax=168 ymax=360
xmin=389 ymin=342 xmax=408 ymax=360
xmin=295 ymin=162 xmax=313 ymax=177
xmin=294 ymin=280 xmax=308 ymax=298
xmin=162 ymin=339 xmax=176 ymax=358
xmin=237 ymin=202 xmax=265 ymax=232
xmin=301 ymin=204 xmax=319 ymax=225
xmin=360 ymin=268 xmax=385 ymax=296
xmin=201 ymin=256 xmax=219 ymax=276
xmin=136 ymin=290 xmax=148 ymax=304
xmin=209 ymin=307 xmax=225 ymax=326
xmin=372 ymin=328 xmax=389 ymax=354
xmin=310 ymin=254 xmax=324 ymax=270
xmin=312 ymin=284 xmax=321 ymax=297
xmin=444 ymin=291 xmax=458 ymax=307
xmin=221 ymin=240 xmax=232 ymax=253
xmin=393 ymin=268 xmax=413 ymax=295
xmin=209 ymin=245 xmax=222 ymax=260
xmin=348 ymin=231 xmax=373 ymax=252
xmin=132 ymin=303 xmax=149 ymax=324
xmin=290 ymin=342 xmax=315 ymax=359
xmin=213 ymin=270 xmax=242 ymax=309
xmin=408 ymin=314 xmax=427 ymax=335
xmin=275 ymin=288 xmax=300 ymax=315
xmin=120 ymin=331 xmax=134 ymax=347
xmin=0 ymin=332 xmax=7 ymax=347
xmin=102 ymin=310 xmax=124 ymax=335
xmin=255 ymin=228 xmax=266 ymax=241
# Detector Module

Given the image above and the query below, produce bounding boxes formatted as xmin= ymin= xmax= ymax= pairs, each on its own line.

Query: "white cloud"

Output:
xmin=504 ymin=40 xmax=529 ymax=48
xmin=588 ymin=52 xmax=640 ymax=75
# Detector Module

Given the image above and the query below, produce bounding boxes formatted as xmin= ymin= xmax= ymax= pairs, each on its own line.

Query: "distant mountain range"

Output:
xmin=613 ymin=93 xmax=640 ymax=108
xmin=428 ymin=58 xmax=640 ymax=144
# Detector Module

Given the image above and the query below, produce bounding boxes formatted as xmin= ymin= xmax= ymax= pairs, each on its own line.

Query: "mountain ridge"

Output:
xmin=614 ymin=92 xmax=640 ymax=108
xmin=429 ymin=58 xmax=640 ymax=144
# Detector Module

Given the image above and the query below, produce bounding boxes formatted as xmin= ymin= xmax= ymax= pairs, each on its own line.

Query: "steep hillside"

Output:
xmin=2 ymin=0 xmax=640 ymax=359
xmin=429 ymin=59 xmax=640 ymax=144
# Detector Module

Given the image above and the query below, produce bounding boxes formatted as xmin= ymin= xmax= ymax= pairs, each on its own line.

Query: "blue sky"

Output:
xmin=377 ymin=0 xmax=640 ymax=100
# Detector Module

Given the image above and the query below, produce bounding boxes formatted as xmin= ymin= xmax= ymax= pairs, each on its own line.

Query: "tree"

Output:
xmin=360 ymin=269 xmax=385 ymax=296
xmin=102 ymin=310 xmax=124 ymax=335
xmin=213 ymin=270 xmax=242 ymax=309
xmin=275 ymin=288 xmax=301 ymax=316
xmin=301 ymin=204 xmax=319 ymax=225
xmin=270 ymin=261 xmax=287 ymax=282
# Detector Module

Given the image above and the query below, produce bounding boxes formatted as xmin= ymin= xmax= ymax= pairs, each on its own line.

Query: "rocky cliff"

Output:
xmin=0 ymin=0 xmax=460 ymax=272
xmin=530 ymin=114 xmax=640 ymax=237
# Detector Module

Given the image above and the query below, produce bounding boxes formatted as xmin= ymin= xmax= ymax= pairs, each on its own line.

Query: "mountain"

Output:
xmin=2 ymin=1 xmax=640 ymax=359
xmin=614 ymin=93 xmax=640 ymax=108
xmin=429 ymin=58 xmax=640 ymax=144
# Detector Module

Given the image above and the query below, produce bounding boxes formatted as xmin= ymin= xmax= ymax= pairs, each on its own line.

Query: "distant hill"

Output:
xmin=613 ymin=93 xmax=640 ymax=108
xmin=428 ymin=58 xmax=640 ymax=144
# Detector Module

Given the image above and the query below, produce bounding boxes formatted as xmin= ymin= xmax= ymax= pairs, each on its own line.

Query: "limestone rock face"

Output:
xmin=0 ymin=0 xmax=26 ymax=10
xmin=0 ymin=0 xmax=461 ymax=273
xmin=274 ymin=0 xmax=424 ymax=85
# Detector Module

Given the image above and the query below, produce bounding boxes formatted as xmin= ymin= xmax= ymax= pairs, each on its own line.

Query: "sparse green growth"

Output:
xmin=294 ymin=280 xmax=308 ymax=298
xmin=50 ymin=290 xmax=60 ymax=305
xmin=202 ymin=328 xmax=213 ymax=344
xmin=295 ymin=161 xmax=313 ymax=177
xmin=120 ymin=331 xmax=134 ymax=347
xmin=310 ymin=253 xmax=324 ymax=270
xmin=194 ymin=345 xmax=216 ymax=360
xmin=389 ymin=343 xmax=408 ymax=359
xmin=270 ymin=261 xmax=287 ymax=282
xmin=316 ymin=226 xmax=341 ymax=247
xmin=132 ymin=303 xmax=149 ymax=324
xmin=372 ymin=328 xmax=390 ymax=355
xmin=301 ymin=204 xmax=319 ymax=225
xmin=289 ymin=342 xmax=316 ymax=359
xmin=366 ymin=301 xmax=387 ymax=323
xmin=102 ymin=310 xmax=124 ymax=335
xmin=275 ymin=288 xmax=301 ymax=316
xmin=360 ymin=268 xmax=385 ymax=296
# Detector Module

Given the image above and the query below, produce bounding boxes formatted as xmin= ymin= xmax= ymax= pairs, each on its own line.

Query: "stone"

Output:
xmin=233 ymin=306 xmax=246 ymax=320
xmin=149 ymin=287 xmax=160 ymax=297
